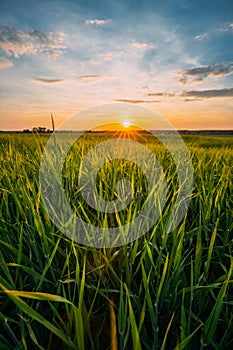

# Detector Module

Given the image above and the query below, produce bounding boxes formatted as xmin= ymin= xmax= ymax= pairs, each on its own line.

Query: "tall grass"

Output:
xmin=0 ymin=133 xmax=232 ymax=349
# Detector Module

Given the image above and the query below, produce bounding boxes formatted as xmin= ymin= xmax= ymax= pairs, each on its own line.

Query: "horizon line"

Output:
xmin=1 ymin=129 xmax=233 ymax=133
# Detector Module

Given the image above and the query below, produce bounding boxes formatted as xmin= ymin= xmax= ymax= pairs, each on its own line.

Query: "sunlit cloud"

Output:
xmin=77 ymin=75 xmax=114 ymax=84
xmin=0 ymin=59 xmax=13 ymax=69
xmin=33 ymin=77 xmax=65 ymax=84
xmin=131 ymin=41 xmax=152 ymax=49
xmin=0 ymin=25 xmax=66 ymax=58
xmin=178 ymin=62 xmax=233 ymax=84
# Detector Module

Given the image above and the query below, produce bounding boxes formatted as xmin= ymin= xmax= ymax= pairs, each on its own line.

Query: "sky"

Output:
xmin=0 ymin=0 xmax=233 ymax=130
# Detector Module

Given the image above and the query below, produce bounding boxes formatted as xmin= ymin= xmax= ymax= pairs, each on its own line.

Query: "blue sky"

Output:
xmin=0 ymin=0 xmax=233 ymax=129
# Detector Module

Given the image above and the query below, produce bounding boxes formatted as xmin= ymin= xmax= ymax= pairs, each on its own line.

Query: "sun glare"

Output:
xmin=122 ymin=120 xmax=131 ymax=128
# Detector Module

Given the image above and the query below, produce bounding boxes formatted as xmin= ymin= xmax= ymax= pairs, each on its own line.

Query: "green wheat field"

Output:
xmin=0 ymin=133 xmax=232 ymax=350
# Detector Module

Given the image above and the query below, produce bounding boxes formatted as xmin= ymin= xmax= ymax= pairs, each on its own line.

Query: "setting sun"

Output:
xmin=122 ymin=120 xmax=131 ymax=128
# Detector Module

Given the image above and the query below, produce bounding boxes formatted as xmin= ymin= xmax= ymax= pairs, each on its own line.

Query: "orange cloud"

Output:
xmin=0 ymin=59 xmax=13 ymax=69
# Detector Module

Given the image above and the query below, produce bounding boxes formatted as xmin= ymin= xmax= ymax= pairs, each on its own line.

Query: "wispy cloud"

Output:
xmin=183 ymin=98 xmax=202 ymax=102
xmin=146 ymin=92 xmax=175 ymax=97
xmin=194 ymin=22 xmax=233 ymax=41
xmin=131 ymin=41 xmax=151 ymax=49
xmin=216 ymin=22 xmax=233 ymax=33
xmin=114 ymin=99 xmax=160 ymax=104
xmin=77 ymin=75 xmax=113 ymax=83
xmin=85 ymin=19 xmax=111 ymax=25
xmin=33 ymin=77 xmax=64 ymax=84
xmin=94 ymin=50 xmax=125 ymax=64
xmin=0 ymin=25 xmax=66 ymax=58
xmin=194 ymin=33 xmax=208 ymax=41
xmin=0 ymin=59 xmax=13 ymax=69
xmin=183 ymin=87 xmax=233 ymax=98
xmin=178 ymin=62 xmax=233 ymax=84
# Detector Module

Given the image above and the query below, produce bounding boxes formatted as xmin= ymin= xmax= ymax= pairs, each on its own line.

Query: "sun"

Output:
xmin=122 ymin=120 xmax=131 ymax=128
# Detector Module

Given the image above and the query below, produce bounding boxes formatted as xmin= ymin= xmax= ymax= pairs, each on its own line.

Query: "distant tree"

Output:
xmin=38 ymin=127 xmax=46 ymax=133
xmin=32 ymin=127 xmax=47 ymax=133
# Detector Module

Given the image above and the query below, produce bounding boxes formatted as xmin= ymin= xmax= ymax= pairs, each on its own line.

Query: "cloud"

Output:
xmin=0 ymin=59 xmax=13 ymax=69
xmin=85 ymin=19 xmax=111 ymax=25
xmin=131 ymin=40 xmax=154 ymax=50
xmin=77 ymin=74 xmax=103 ymax=80
xmin=77 ymin=75 xmax=113 ymax=83
xmin=216 ymin=22 xmax=233 ymax=33
xmin=94 ymin=50 xmax=125 ymax=64
xmin=131 ymin=42 xmax=149 ymax=49
xmin=29 ymin=30 xmax=65 ymax=44
xmin=146 ymin=92 xmax=175 ymax=97
xmin=194 ymin=33 xmax=208 ymax=40
xmin=183 ymin=88 xmax=233 ymax=98
xmin=178 ymin=62 xmax=233 ymax=83
xmin=99 ymin=52 xmax=114 ymax=61
xmin=33 ymin=77 xmax=64 ymax=84
xmin=183 ymin=98 xmax=202 ymax=102
xmin=0 ymin=26 xmax=36 ymax=57
xmin=0 ymin=25 xmax=66 ymax=58
xmin=146 ymin=92 xmax=164 ymax=97
xmin=194 ymin=22 xmax=233 ymax=41
xmin=114 ymin=99 xmax=160 ymax=104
